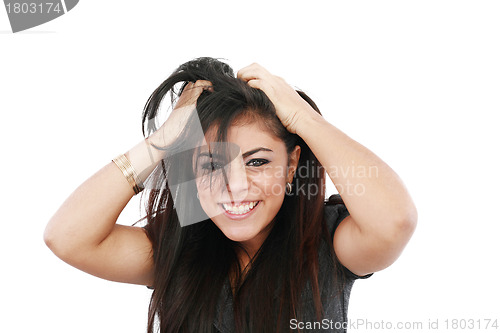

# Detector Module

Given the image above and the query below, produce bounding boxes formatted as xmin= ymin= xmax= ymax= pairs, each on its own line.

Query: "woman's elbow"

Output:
xmin=43 ymin=220 xmax=74 ymax=261
xmin=44 ymin=222 xmax=62 ymax=256
xmin=393 ymin=203 xmax=418 ymax=241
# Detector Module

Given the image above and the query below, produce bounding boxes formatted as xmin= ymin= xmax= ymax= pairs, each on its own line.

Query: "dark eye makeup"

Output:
xmin=199 ymin=158 xmax=269 ymax=172
xmin=200 ymin=161 xmax=223 ymax=171
xmin=246 ymin=158 xmax=270 ymax=167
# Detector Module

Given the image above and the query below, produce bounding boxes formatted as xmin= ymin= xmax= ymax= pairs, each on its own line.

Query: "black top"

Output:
xmin=213 ymin=195 xmax=372 ymax=332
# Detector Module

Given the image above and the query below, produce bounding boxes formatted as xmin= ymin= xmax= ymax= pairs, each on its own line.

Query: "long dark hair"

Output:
xmin=141 ymin=57 xmax=344 ymax=332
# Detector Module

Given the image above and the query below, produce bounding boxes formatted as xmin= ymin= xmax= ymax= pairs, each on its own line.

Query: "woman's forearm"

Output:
xmin=296 ymin=113 xmax=417 ymax=239
xmin=44 ymin=81 xmax=209 ymax=260
xmin=44 ymin=134 xmax=166 ymax=258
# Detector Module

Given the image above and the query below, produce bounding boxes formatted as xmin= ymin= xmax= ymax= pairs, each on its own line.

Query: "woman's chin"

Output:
xmin=220 ymin=228 xmax=256 ymax=243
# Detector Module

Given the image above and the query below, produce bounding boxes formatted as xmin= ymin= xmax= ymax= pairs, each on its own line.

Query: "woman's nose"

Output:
xmin=223 ymin=157 xmax=248 ymax=197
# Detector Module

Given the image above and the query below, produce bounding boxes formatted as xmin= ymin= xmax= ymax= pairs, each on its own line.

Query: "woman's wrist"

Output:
xmin=294 ymin=109 xmax=327 ymax=139
xmin=124 ymin=137 xmax=167 ymax=189
xmin=147 ymin=124 xmax=175 ymax=150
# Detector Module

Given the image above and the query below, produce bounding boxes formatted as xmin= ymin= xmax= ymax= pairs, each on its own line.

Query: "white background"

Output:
xmin=1 ymin=1 xmax=499 ymax=332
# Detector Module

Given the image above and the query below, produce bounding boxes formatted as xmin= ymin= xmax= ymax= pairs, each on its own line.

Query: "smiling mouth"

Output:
xmin=221 ymin=200 xmax=260 ymax=215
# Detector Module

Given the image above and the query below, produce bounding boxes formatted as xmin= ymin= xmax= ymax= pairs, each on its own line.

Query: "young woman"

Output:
xmin=44 ymin=57 xmax=417 ymax=332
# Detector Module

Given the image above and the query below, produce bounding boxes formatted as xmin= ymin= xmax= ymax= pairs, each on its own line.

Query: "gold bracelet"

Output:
xmin=112 ymin=154 xmax=144 ymax=195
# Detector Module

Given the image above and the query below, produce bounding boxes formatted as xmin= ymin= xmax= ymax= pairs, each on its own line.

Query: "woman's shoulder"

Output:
xmin=323 ymin=194 xmax=350 ymax=236
xmin=322 ymin=194 xmax=374 ymax=281
xmin=325 ymin=193 xmax=344 ymax=206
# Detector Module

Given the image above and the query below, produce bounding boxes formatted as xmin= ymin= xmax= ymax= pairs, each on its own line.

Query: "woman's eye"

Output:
xmin=201 ymin=161 xmax=223 ymax=171
xmin=246 ymin=159 xmax=269 ymax=167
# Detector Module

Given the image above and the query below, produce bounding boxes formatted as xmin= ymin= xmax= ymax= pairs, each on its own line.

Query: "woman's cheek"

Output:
xmin=196 ymin=183 xmax=217 ymax=217
xmin=254 ymin=172 xmax=286 ymax=198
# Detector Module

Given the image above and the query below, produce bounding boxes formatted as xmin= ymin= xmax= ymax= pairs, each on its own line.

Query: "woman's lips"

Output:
xmin=220 ymin=200 xmax=261 ymax=219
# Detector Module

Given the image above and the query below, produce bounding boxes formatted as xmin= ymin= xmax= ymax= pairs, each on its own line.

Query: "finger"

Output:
xmin=192 ymin=80 xmax=214 ymax=94
xmin=177 ymin=82 xmax=205 ymax=107
xmin=237 ymin=65 xmax=253 ymax=79
xmin=180 ymin=81 xmax=196 ymax=95
xmin=246 ymin=79 xmax=275 ymax=98
xmin=193 ymin=79 xmax=213 ymax=88
xmin=237 ymin=63 xmax=270 ymax=81
xmin=183 ymin=80 xmax=210 ymax=91
xmin=237 ymin=66 xmax=260 ymax=81
xmin=182 ymin=80 xmax=213 ymax=97
xmin=246 ymin=79 xmax=261 ymax=89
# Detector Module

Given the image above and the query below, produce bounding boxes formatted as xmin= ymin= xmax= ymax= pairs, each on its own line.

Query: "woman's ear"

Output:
xmin=287 ymin=145 xmax=301 ymax=182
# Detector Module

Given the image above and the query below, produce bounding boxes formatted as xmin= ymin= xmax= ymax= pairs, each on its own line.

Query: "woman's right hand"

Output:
xmin=44 ymin=80 xmax=211 ymax=287
xmin=148 ymin=80 xmax=213 ymax=148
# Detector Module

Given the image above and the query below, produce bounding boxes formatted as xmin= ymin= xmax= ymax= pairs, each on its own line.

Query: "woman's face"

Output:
xmin=195 ymin=121 xmax=300 ymax=252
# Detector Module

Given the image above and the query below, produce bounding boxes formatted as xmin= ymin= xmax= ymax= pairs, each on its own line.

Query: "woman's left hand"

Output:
xmin=237 ymin=63 xmax=318 ymax=134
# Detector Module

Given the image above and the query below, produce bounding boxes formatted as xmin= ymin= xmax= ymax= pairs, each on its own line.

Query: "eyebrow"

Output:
xmin=197 ymin=147 xmax=273 ymax=159
xmin=242 ymin=147 xmax=273 ymax=158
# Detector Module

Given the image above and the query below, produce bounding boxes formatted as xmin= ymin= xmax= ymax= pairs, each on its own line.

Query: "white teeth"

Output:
xmin=222 ymin=201 xmax=259 ymax=215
